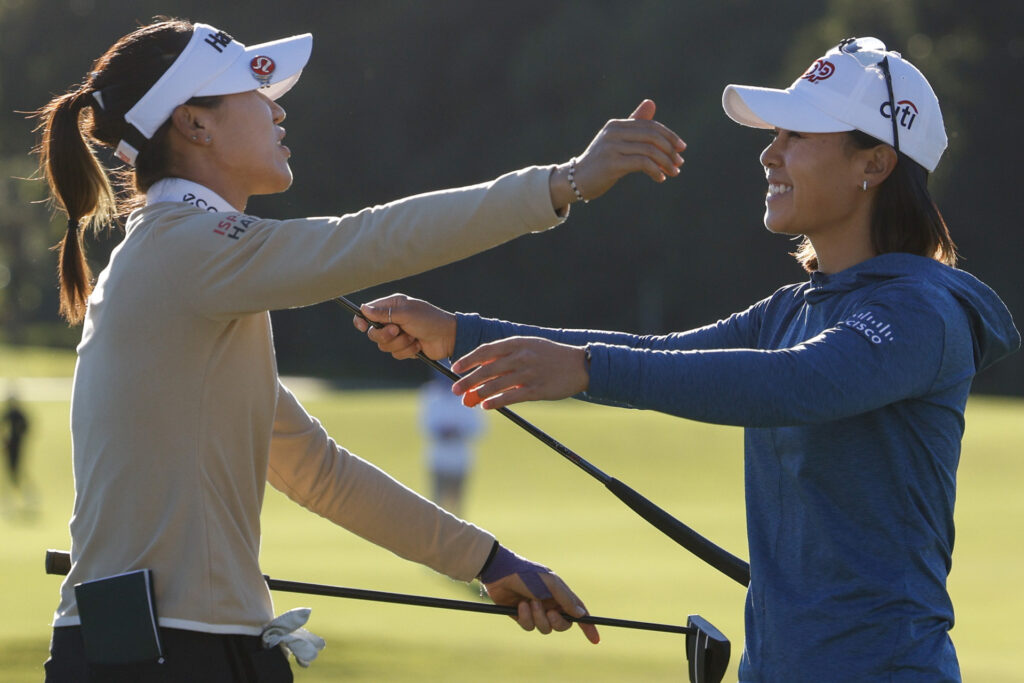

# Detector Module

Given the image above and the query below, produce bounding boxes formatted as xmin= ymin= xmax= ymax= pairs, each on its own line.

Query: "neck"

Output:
xmin=173 ymin=171 xmax=248 ymax=212
xmin=808 ymin=228 xmax=877 ymax=274
xmin=806 ymin=195 xmax=877 ymax=274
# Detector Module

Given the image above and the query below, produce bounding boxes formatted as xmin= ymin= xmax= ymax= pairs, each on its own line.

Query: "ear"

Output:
xmin=862 ymin=144 xmax=898 ymax=188
xmin=169 ymin=104 xmax=208 ymax=144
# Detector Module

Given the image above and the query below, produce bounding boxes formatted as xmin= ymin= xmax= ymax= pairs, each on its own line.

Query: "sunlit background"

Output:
xmin=1 ymin=2 xmax=1021 ymax=681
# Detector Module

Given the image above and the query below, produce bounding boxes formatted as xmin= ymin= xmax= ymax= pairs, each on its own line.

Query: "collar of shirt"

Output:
xmin=145 ymin=178 xmax=232 ymax=214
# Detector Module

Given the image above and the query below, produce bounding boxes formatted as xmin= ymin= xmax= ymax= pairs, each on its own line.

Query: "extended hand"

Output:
xmin=549 ymin=99 xmax=686 ymax=208
xmin=354 ymin=293 xmax=457 ymax=360
xmin=451 ymin=337 xmax=589 ymax=410
xmin=482 ymin=571 xmax=600 ymax=644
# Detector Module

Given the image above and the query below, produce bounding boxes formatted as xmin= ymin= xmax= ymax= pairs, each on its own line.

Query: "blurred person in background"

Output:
xmin=420 ymin=370 xmax=485 ymax=518
xmin=2 ymin=393 xmax=28 ymax=489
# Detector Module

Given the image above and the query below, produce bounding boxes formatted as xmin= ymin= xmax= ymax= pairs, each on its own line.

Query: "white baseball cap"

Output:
xmin=100 ymin=23 xmax=312 ymax=166
xmin=722 ymin=37 xmax=947 ymax=172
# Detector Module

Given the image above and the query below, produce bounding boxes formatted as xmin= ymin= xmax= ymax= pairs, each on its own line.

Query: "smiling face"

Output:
xmin=759 ymin=129 xmax=870 ymax=239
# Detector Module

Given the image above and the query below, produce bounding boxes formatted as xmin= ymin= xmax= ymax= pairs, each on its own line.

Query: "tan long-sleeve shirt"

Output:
xmin=54 ymin=167 xmax=564 ymax=634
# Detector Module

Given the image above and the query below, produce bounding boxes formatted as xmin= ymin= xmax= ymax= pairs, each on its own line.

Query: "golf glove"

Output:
xmin=261 ymin=607 xmax=326 ymax=667
xmin=478 ymin=545 xmax=553 ymax=600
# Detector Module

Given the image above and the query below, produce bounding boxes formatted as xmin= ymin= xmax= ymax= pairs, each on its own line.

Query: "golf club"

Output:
xmin=46 ymin=550 xmax=729 ymax=682
xmin=337 ymin=295 xmax=750 ymax=587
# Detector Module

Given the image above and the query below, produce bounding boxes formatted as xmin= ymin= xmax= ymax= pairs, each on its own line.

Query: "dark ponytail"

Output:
xmin=35 ymin=88 xmax=116 ymax=324
xmin=32 ymin=18 xmax=199 ymax=324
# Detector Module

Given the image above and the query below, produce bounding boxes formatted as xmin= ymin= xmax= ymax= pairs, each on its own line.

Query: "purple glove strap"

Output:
xmin=478 ymin=546 xmax=553 ymax=600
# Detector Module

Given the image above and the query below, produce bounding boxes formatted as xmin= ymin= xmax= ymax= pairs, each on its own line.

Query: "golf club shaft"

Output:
xmin=44 ymin=550 xmax=691 ymax=635
xmin=335 ymin=296 xmax=610 ymax=481
xmin=336 ymin=296 xmax=751 ymax=587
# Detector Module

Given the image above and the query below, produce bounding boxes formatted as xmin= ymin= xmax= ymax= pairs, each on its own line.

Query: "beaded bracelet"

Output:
xmin=568 ymin=157 xmax=588 ymax=203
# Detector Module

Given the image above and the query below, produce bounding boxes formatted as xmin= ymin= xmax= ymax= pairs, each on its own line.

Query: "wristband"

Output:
xmin=478 ymin=545 xmax=553 ymax=600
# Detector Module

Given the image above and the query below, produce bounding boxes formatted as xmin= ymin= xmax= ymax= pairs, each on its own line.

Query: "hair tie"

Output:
xmin=66 ymin=216 xmax=80 ymax=234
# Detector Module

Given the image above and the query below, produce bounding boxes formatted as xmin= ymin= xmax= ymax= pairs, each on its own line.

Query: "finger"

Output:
xmin=602 ymin=118 xmax=685 ymax=156
xmin=633 ymin=156 xmax=673 ymax=182
xmin=608 ymin=141 xmax=682 ymax=176
xmin=353 ymin=315 xmax=369 ymax=333
xmin=516 ymin=601 xmax=535 ymax=632
xmin=365 ymin=323 xmax=400 ymax=345
xmin=578 ymin=620 xmax=601 ymax=644
xmin=360 ymin=294 xmax=406 ymax=325
xmin=451 ymin=343 xmax=509 ymax=382
xmin=542 ymin=576 xmax=600 ymax=644
xmin=360 ymin=303 xmax=390 ymax=326
xmin=456 ymin=372 xmax=524 ymax=404
xmin=598 ymin=125 xmax=688 ymax=163
xmin=479 ymin=386 xmax=530 ymax=410
xmin=389 ymin=338 xmax=423 ymax=360
xmin=530 ymin=600 xmax=553 ymax=635
xmin=628 ymin=98 xmax=655 ymax=120
xmin=450 ymin=344 xmax=500 ymax=376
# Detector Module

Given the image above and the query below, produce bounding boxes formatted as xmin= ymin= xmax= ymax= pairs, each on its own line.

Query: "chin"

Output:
xmin=264 ymin=168 xmax=294 ymax=195
xmin=763 ymin=213 xmax=799 ymax=236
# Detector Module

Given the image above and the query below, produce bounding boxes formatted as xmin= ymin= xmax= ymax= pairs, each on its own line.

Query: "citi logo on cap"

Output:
xmin=801 ymin=59 xmax=835 ymax=83
xmin=880 ymin=99 xmax=918 ymax=130
xmin=250 ymin=56 xmax=276 ymax=86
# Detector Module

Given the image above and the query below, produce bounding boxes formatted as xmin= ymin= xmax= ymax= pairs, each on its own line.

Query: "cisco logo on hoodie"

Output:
xmin=842 ymin=310 xmax=895 ymax=344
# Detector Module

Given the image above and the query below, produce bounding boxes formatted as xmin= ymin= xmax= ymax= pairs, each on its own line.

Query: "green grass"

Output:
xmin=1 ymin=343 xmax=1022 ymax=681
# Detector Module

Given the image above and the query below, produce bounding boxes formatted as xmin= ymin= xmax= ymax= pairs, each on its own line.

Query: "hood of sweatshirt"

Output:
xmin=804 ymin=253 xmax=1020 ymax=373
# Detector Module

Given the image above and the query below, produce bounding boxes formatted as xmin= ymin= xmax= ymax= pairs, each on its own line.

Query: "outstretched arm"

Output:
xmin=546 ymin=99 xmax=685 ymax=211
xmin=267 ymin=382 xmax=599 ymax=642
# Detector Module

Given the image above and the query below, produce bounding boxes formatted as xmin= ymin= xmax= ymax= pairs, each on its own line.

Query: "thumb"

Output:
xmin=361 ymin=295 xmax=404 ymax=325
xmin=628 ymin=98 xmax=656 ymax=120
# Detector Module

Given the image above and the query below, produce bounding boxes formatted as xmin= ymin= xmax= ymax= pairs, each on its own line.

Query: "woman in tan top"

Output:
xmin=34 ymin=17 xmax=685 ymax=682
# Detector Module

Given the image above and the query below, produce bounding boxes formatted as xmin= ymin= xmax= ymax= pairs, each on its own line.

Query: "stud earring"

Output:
xmin=862 ymin=180 xmax=868 ymax=191
xmin=191 ymin=134 xmax=197 ymax=141
xmin=205 ymin=135 xmax=211 ymax=143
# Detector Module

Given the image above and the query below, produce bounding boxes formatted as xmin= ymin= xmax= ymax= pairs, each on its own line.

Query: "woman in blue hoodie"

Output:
xmin=356 ymin=38 xmax=1020 ymax=681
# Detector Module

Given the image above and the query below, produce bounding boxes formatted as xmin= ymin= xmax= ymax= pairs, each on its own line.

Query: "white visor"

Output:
xmin=116 ymin=23 xmax=312 ymax=165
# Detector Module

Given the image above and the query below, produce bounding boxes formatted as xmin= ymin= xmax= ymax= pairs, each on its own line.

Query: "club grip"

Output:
xmin=46 ymin=549 xmax=72 ymax=576
xmin=604 ymin=478 xmax=750 ymax=587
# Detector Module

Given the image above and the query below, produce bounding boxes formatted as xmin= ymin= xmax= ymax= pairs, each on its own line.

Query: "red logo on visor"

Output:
xmin=250 ymin=56 xmax=275 ymax=86
xmin=801 ymin=59 xmax=835 ymax=83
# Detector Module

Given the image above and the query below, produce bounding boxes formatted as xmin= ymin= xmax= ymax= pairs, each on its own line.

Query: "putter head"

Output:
xmin=685 ymin=615 xmax=730 ymax=683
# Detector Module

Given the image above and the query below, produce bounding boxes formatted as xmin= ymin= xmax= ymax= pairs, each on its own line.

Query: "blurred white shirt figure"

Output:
xmin=419 ymin=372 xmax=484 ymax=517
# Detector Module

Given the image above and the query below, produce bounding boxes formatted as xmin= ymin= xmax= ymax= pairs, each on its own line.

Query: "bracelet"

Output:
xmin=568 ymin=157 xmax=588 ymax=203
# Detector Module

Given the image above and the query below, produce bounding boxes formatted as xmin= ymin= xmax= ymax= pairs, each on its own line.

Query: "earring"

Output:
xmin=191 ymin=134 xmax=197 ymax=140
xmin=205 ymin=135 xmax=211 ymax=143
xmin=862 ymin=180 xmax=869 ymax=191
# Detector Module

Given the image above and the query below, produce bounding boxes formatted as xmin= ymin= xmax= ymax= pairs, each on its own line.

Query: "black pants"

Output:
xmin=44 ymin=626 xmax=294 ymax=682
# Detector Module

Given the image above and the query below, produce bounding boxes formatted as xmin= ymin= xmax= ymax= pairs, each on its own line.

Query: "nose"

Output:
xmin=271 ymin=99 xmax=286 ymax=124
xmin=760 ymin=137 xmax=781 ymax=171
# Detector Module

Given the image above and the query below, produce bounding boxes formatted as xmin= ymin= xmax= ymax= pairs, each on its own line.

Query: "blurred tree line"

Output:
xmin=1 ymin=0 xmax=1020 ymax=394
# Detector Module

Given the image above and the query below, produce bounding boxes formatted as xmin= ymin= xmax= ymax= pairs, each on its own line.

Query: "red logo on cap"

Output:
xmin=802 ymin=59 xmax=835 ymax=83
xmin=250 ymin=56 xmax=275 ymax=86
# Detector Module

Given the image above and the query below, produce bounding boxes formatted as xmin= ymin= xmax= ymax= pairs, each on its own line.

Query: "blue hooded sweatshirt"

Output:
xmin=452 ymin=253 xmax=1019 ymax=682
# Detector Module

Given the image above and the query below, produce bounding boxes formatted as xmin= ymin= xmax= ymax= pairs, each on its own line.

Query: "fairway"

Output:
xmin=2 ymin=349 xmax=1022 ymax=681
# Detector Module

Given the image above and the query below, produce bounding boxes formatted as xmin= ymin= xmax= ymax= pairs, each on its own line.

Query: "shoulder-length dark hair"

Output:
xmin=32 ymin=18 xmax=221 ymax=324
xmin=793 ymin=129 xmax=958 ymax=272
